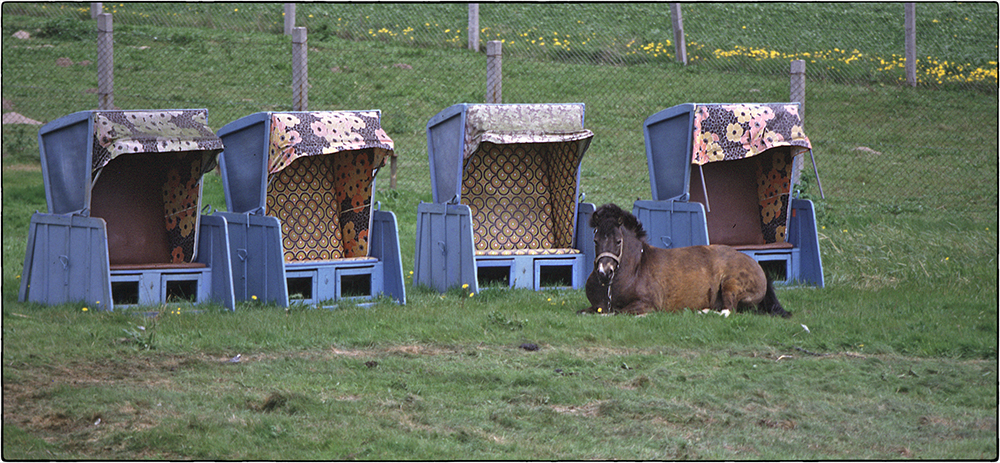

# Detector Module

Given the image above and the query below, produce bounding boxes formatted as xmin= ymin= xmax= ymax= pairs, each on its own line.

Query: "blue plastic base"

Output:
xmin=736 ymin=248 xmax=799 ymax=286
xmin=216 ymin=212 xmax=289 ymax=307
xmin=475 ymin=253 xmax=587 ymax=291
xmin=217 ymin=207 xmax=405 ymax=307
xmin=19 ymin=213 xmax=112 ymax=309
xmin=285 ymin=258 xmax=383 ymax=305
xmin=785 ymin=198 xmax=825 ymax=287
xmin=632 ymin=200 xmax=710 ymax=248
xmin=414 ymin=202 xmax=594 ymax=293
xmin=109 ymin=267 xmax=213 ymax=306
xmin=19 ymin=212 xmax=237 ymax=310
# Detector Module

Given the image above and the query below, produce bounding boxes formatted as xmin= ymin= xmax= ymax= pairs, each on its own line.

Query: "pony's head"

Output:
xmin=590 ymin=203 xmax=647 ymax=285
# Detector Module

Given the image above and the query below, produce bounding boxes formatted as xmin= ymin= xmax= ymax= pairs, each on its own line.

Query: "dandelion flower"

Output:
xmin=82 ymin=307 xmax=88 ymax=312
xmin=462 ymin=283 xmax=469 ymax=289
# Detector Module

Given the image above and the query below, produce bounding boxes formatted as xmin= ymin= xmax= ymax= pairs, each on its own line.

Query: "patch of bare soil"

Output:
xmin=551 ymin=400 xmax=605 ymax=417
xmin=2 ymin=112 xmax=42 ymax=125
xmin=3 ymin=354 xmax=199 ymax=455
xmin=3 ymin=163 xmax=41 ymax=171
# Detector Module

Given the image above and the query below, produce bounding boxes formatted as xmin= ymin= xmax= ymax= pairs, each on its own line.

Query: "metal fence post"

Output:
xmin=468 ymin=4 xmax=480 ymax=52
xmin=905 ymin=3 xmax=917 ymax=87
xmin=292 ymin=27 xmax=308 ymax=111
xmin=97 ymin=13 xmax=113 ymax=110
xmin=284 ymin=3 xmax=296 ymax=36
xmin=669 ymin=3 xmax=687 ymax=65
xmin=486 ymin=40 xmax=502 ymax=104
xmin=90 ymin=3 xmax=102 ymax=19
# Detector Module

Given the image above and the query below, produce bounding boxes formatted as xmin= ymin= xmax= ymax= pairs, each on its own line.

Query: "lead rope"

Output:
xmin=594 ymin=235 xmax=623 ymax=314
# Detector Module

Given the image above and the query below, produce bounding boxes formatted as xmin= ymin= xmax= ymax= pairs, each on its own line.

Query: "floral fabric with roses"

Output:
xmin=692 ymin=103 xmax=812 ymax=244
xmin=265 ymin=111 xmax=394 ymax=261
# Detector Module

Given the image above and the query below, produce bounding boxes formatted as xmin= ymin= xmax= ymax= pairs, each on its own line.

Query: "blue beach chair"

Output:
xmin=216 ymin=111 xmax=405 ymax=306
xmin=634 ymin=103 xmax=824 ymax=286
xmin=20 ymin=109 xmax=236 ymax=310
xmin=414 ymin=103 xmax=597 ymax=293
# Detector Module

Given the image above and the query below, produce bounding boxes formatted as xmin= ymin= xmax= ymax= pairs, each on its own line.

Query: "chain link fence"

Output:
xmin=3 ymin=2 xmax=996 ymax=220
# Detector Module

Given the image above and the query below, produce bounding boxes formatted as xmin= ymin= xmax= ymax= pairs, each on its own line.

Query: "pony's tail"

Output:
xmin=759 ymin=274 xmax=791 ymax=318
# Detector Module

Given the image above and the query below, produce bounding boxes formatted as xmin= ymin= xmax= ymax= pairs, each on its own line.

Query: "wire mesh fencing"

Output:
xmin=2 ymin=2 xmax=996 ymax=219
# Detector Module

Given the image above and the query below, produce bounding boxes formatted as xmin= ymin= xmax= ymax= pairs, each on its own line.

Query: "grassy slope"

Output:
xmin=2 ymin=3 xmax=997 ymax=460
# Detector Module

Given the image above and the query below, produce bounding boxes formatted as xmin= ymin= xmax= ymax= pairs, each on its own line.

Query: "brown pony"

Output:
xmin=581 ymin=203 xmax=790 ymax=317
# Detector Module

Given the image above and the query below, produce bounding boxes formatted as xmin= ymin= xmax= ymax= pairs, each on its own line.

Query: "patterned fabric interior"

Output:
xmin=755 ymin=147 xmax=795 ymax=243
xmin=462 ymin=141 xmax=584 ymax=256
xmin=265 ymin=112 xmax=392 ymax=262
xmin=267 ymin=149 xmax=383 ymax=262
xmin=90 ymin=110 xmax=221 ymax=264
xmin=689 ymin=103 xmax=809 ymax=245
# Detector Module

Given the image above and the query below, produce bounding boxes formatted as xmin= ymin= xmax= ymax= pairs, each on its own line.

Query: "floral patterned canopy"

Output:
xmin=691 ymin=103 xmax=811 ymax=165
xmin=690 ymin=103 xmax=812 ymax=246
xmin=92 ymin=109 xmax=222 ymax=174
xmin=267 ymin=111 xmax=394 ymax=174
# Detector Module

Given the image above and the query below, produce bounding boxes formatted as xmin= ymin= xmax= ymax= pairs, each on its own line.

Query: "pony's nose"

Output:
xmin=597 ymin=260 xmax=616 ymax=278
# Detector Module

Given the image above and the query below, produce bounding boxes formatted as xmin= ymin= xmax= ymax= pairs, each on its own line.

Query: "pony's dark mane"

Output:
xmin=590 ymin=203 xmax=648 ymax=240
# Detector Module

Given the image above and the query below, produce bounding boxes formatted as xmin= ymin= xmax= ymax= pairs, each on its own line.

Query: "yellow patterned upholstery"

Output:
xmin=267 ymin=149 xmax=379 ymax=262
xmin=462 ymin=141 xmax=583 ymax=256
xmin=755 ymin=147 xmax=795 ymax=243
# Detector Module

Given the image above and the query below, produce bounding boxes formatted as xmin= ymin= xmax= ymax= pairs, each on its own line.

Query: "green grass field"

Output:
xmin=2 ymin=3 xmax=997 ymax=460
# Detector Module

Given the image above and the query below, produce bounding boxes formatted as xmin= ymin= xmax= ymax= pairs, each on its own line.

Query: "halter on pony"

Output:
xmin=593 ymin=222 xmax=644 ymax=314
xmin=594 ymin=238 xmax=623 ymax=313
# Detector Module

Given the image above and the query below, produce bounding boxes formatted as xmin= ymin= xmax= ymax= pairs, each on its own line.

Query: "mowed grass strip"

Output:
xmin=3 ymin=325 xmax=996 ymax=460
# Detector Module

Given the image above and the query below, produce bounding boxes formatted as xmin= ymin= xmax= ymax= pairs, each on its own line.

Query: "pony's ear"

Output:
xmin=589 ymin=209 xmax=603 ymax=228
xmin=590 ymin=203 xmax=612 ymax=228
